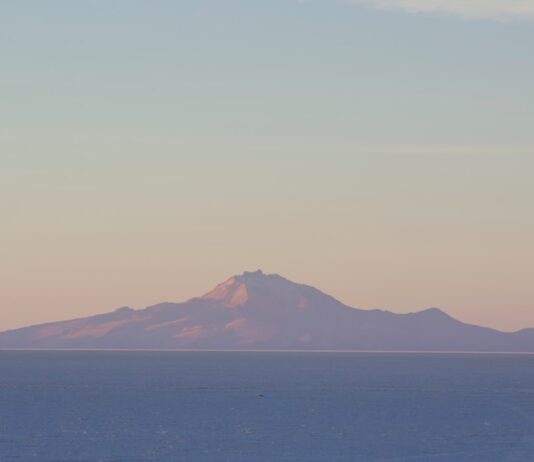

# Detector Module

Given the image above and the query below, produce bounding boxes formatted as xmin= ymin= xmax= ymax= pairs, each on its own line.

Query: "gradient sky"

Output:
xmin=1 ymin=0 xmax=533 ymax=332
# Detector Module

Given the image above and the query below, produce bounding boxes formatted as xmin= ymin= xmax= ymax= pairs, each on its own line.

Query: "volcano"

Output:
xmin=1 ymin=270 xmax=533 ymax=351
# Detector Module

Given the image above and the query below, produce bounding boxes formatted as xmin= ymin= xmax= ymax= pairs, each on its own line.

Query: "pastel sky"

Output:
xmin=1 ymin=0 xmax=533 ymax=332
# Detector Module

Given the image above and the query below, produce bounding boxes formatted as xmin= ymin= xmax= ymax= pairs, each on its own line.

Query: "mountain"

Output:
xmin=1 ymin=270 xmax=533 ymax=351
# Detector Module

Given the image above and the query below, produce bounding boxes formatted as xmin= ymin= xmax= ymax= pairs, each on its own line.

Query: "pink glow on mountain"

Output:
xmin=201 ymin=277 xmax=249 ymax=307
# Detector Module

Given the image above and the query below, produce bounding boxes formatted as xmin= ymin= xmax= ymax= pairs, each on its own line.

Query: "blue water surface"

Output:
xmin=1 ymin=351 xmax=534 ymax=461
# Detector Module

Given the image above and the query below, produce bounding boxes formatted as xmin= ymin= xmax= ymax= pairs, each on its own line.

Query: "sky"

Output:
xmin=1 ymin=0 xmax=533 ymax=332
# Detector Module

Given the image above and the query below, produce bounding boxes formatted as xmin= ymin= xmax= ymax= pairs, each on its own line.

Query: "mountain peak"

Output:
xmin=199 ymin=270 xmax=337 ymax=311
xmin=200 ymin=270 xmax=286 ymax=307
xmin=240 ymin=269 xmax=264 ymax=277
xmin=418 ymin=307 xmax=451 ymax=318
xmin=235 ymin=269 xmax=287 ymax=283
xmin=200 ymin=276 xmax=248 ymax=307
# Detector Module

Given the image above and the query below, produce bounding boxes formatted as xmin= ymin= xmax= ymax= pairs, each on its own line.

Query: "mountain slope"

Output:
xmin=1 ymin=270 xmax=533 ymax=351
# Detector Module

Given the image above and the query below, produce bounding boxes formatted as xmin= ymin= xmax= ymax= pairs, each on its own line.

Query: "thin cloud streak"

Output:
xmin=346 ymin=0 xmax=534 ymax=20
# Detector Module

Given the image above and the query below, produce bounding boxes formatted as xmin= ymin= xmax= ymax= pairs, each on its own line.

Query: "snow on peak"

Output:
xmin=199 ymin=270 xmax=337 ymax=311
xmin=200 ymin=276 xmax=249 ymax=307
xmin=200 ymin=270 xmax=290 ymax=307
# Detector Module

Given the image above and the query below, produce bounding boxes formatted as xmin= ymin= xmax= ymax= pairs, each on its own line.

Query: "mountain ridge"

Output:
xmin=1 ymin=270 xmax=533 ymax=351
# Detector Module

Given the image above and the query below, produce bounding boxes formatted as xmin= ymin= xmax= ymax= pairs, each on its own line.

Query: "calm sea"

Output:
xmin=1 ymin=351 xmax=534 ymax=461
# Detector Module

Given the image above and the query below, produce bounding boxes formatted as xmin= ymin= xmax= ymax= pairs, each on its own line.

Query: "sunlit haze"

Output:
xmin=1 ymin=0 xmax=533 ymax=332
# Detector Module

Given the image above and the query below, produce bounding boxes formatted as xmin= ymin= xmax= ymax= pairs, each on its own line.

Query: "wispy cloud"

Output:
xmin=346 ymin=0 xmax=534 ymax=20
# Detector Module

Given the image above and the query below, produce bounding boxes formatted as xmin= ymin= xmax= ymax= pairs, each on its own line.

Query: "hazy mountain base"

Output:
xmin=1 ymin=271 xmax=534 ymax=351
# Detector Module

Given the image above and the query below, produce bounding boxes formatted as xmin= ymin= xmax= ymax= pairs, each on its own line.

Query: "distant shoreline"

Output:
xmin=2 ymin=348 xmax=534 ymax=355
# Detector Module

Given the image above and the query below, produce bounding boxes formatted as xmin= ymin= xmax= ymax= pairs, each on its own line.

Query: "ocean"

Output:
xmin=1 ymin=351 xmax=534 ymax=461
